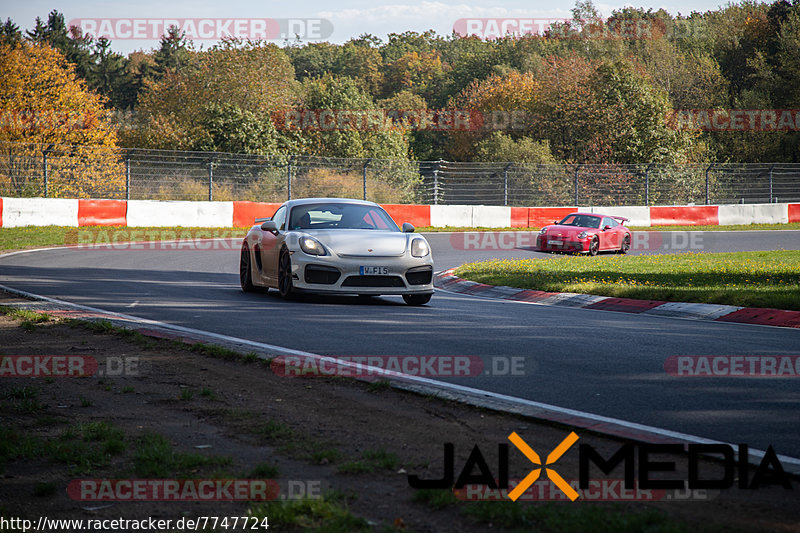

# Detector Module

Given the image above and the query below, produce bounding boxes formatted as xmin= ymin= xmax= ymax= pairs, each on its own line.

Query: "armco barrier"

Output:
xmin=126 ymin=200 xmax=233 ymax=228
xmin=78 ymin=199 xmax=128 ymax=226
xmin=472 ymin=206 xmax=510 ymax=228
xmin=718 ymin=203 xmax=788 ymax=225
xmin=232 ymin=201 xmax=281 ymax=227
xmin=382 ymin=204 xmax=431 ymax=228
xmin=1 ymin=197 xmax=78 ymax=228
xmin=526 ymin=207 xmax=576 ymax=227
xmin=1 ymin=197 xmax=798 ymax=228
xmin=650 ymin=205 xmax=719 ymax=226
xmin=587 ymin=206 xmax=651 ymax=227
xmin=786 ymin=203 xmax=800 ymax=223
xmin=430 ymin=205 xmax=473 ymax=227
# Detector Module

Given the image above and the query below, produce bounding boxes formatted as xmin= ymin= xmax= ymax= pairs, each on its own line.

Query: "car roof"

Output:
xmin=282 ymin=198 xmax=381 ymax=209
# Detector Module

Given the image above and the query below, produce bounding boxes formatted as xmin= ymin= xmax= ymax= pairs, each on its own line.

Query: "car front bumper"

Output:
xmin=288 ymin=251 xmax=435 ymax=295
xmin=536 ymin=235 xmax=589 ymax=253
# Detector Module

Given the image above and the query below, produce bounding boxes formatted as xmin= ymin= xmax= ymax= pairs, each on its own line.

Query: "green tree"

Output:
xmin=0 ymin=18 xmax=22 ymax=45
xmin=297 ymin=75 xmax=409 ymax=159
xmin=26 ymin=10 xmax=93 ymax=80
xmin=128 ymin=39 xmax=296 ymax=151
xmin=193 ymin=102 xmax=279 ymax=154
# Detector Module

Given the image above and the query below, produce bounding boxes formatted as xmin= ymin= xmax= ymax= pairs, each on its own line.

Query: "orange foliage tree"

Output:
xmin=0 ymin=41 xmax=123 ymax=198
xmin=130 ymin=39 xmax=297 ymax=152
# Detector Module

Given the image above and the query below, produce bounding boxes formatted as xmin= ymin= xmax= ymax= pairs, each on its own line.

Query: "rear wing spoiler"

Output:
xmin=610 ymin=216 xmax=629 ymax=225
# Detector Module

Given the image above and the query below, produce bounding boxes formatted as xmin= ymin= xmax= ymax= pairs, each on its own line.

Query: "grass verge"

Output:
xmin=454 ymin=250 xmax=800 ymax=311
xmin=248 ymin=495 xmax=369 ymax=532
xmin=0 ymin=226 xmax=249 ymax=251
xmin=416 ymin=222 xmax=800 ymax=232
xmin=0 ymin=223 xmax=796 ymax=253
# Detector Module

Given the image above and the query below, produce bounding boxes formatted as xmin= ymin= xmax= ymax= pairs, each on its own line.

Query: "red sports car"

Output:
xmin=536 ymin=212 xmax=632 ymax=255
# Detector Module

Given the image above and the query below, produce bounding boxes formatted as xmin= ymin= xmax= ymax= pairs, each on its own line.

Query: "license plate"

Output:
xmin=548 ymin=239 xmax=563 ymax=246
xmin=360 ymin=266 xmax=388 ymax=275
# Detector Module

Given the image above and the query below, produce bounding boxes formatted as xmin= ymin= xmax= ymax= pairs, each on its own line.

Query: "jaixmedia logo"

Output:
xmin=408 ymin=432 xmax=793 ymax=501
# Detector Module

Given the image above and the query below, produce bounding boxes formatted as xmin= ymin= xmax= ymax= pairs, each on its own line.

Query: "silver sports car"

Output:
xmin=239 ymin=198 xmax=434 ymax=305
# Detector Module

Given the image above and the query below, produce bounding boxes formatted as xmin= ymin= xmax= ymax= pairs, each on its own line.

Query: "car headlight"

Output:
xmin=411 ymin=238 xmax=430 ymax=257
xmin=577 ymin=231 xmax=588 ymax=239
xmin=299 ymin=236 xmax=327 ymax=256
xmin=539 ymin=227 xmax=548 ymax=234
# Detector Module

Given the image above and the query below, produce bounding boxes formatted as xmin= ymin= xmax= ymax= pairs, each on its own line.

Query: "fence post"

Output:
xmin=645 ymin=163 xmax=654 ymax=206
xmin=433 ymin=160 xmax=443 ymax=205
xmin=125 ymin=153 xmax=131 ymax=200
xmin=503 ymin=163 xmax=512 ymax=206
xmin=207 ymin=159 xmax=214 ymax=201
xmin=363 ymin=158 xmax=372 ymax=201
xmin=574 ymin=164 xmax=582 ymax=207
xmin=42 ymin=144 xmax=54 ymax=198
xmin=287 ymin=157 xmax=293 ymax=200
xmin=769 ymin=164 xmax=775 ymax=203
xmin=705 ymin=164 xmax=713 ymax=205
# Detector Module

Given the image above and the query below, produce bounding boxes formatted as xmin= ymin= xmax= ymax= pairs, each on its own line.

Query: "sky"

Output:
xmin=3 ymin=0 xmax=738 ymax=55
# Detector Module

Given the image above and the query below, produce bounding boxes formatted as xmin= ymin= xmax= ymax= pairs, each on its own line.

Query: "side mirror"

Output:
xmin=402 ymin=222 xmax=415 ymax=233
xmin=603 ymin=225 xmax=612 ymax=231
xmin=553 ymin=220 xmax=558 ymax=224
xmin=261 ymin=220 xmax=278 ymax=233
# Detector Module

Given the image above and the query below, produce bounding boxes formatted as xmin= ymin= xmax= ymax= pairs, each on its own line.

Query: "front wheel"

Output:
xmin=588 ymin=237 xmax=599 ymax=256
xmin=240 ymin=243 xmax=257 ymax=292
xmin=403 ymin=293 xmax=432 ymax=306
xmin=619 ymin=234 xmax=631 ymax=254
xmin=278 ymin=249 xmax=295 ymax=299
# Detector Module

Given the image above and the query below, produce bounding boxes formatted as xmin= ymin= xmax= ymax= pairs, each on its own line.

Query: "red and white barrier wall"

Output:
xmin=0 ymin=197 xmax=798 ymax=228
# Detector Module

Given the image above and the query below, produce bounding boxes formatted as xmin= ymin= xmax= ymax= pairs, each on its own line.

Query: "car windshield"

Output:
xmin=288 ymin=203 xmax=399 ymax=231
xmin=557 ymin=215 xmax=601 ymax=228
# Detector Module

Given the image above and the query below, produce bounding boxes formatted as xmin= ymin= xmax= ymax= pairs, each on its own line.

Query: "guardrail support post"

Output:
xmin=287 ymin=157 xmax=293 ymax=200
xmin=125 ymin=154 xmax=131 ymax=200
xmin=769 ymin=164 xmax=775 ymax=203
xmin=503 ymin=163 xmax=512 ymax=206
xmin=645 ymin=163 xmax=654 ymax=206
xmin=363 ymin=158 xmax=371 ymax=201
xmin=433 ymin=160 xmax=443 ymax=205
xmin=42 ymin=144 xmax=54 ymax=198
xmin=574 ymin=164 xmax=582 ymax=207
xmin=207 ymin=160 xmax=214 ymax=201
xmin=705 ymin=164 xmax=713 ymax=205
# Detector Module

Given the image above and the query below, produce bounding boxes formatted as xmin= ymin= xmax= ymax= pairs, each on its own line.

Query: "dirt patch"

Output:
xmin=0 ymin=292 xmax=798 ymax=532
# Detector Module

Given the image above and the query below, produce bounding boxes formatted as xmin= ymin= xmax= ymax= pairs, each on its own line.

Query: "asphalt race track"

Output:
xmin=1 ymin=230 xmax=799 ymax=457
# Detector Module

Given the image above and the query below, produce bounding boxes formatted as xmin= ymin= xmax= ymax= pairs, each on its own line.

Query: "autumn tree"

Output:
xmin=0 ymin=41 xmax=122 ymax=197
xmin=128 ymin=39 xmax=297 ymax=152
xmin=295 ymin=75 xmax=409 ymax=159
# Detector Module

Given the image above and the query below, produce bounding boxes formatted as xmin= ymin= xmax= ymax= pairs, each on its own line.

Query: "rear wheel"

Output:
xmin=619 ymin=234 xmax=631 ymax=254
xmin=403 ymin=293 xmax=432 ymax=306
xmin=240 ymin=243 xmax=256 ymax=292
xmin=588 ymin=237 xmax=599 ymax=256
xmin=278 ymin=249 xmax=295 ymax=299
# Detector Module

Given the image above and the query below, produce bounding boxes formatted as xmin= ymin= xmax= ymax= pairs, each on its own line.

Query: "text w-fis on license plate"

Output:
xmin=360 ymin=266 xmax=388 ymax=275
